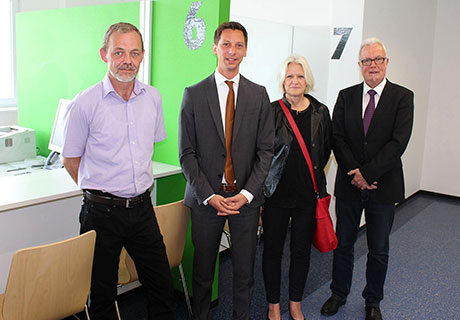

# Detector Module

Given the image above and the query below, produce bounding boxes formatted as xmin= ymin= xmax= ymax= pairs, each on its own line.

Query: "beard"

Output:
xmin=110 ymin=63 xmax=137 ymax=82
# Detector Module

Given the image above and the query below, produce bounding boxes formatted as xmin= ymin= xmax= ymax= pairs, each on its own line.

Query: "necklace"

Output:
xmin=291 ymin=98 xmax=310 ymax=115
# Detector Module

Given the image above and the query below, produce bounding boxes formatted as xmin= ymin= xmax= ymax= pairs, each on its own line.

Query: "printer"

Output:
xmin=0 ymin=126 xmax=36 ymax=164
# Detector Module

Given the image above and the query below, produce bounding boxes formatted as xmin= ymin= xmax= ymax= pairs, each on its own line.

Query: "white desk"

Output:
xmin=0 ymin=161 xmax=181 ymax=292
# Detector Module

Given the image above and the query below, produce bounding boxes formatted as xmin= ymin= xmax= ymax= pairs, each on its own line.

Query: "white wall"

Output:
xmin=231 ymin=0 xmax=333 ymax=27
xmin=362 ymin=0 xmax=438 ymax=198
xmin=0 ymin=109 xmax=18 ymax=126
xmin=421 ymin=0 xmax=460 ymax=197
xmin=422 ymin=0 xmax=460 ymax=196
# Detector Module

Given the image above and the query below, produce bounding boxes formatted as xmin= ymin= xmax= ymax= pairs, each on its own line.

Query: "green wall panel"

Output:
xmin=16 ymin=2 xmax=140 ymax=156
xmin=156 ymin=173 xmax=186 ymax=205
xmin=151 ymin=0 xmax=230 ymax=166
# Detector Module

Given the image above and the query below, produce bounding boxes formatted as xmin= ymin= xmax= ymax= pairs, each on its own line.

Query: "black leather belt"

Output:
xmin=220 ymin=184 xmax=238 ymax=193
xmin=83 ymin=190 xmax=150 ymax=208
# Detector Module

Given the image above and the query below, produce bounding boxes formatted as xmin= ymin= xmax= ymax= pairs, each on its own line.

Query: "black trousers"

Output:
xmin=190 ymin=200 xmax=259 ymax=320
xmin=330 ymin=195 xmax=395 ymax=307
xmin=262 ymin=203 xmax=316 ymax=303
xmin=79 ymin=194 xmax=174 ymax=320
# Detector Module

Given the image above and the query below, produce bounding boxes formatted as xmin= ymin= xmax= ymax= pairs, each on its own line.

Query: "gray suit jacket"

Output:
xmin=179 ymin=73 xmax=274 ymax=208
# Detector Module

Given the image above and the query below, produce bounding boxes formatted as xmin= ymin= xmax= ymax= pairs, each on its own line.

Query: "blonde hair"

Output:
xmin=278 ymin=54 xmax=314 ymax=94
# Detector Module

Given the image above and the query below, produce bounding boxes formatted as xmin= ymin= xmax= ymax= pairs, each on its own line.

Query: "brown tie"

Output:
xmin=224 ymin=80 xmax=235 ymax=185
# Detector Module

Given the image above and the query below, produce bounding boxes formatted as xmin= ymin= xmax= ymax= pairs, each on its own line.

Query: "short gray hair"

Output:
xmin=359 ymin=37 xmax=387 ymax=58
xmin=102 ymin=22 xmax=144 ymax=52
xmin=278 ymin=54 xmax=315 ymax=94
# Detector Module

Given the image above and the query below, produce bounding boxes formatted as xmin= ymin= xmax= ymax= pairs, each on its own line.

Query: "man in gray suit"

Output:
xmin=179 ymin=21 xmax=274 ymax=320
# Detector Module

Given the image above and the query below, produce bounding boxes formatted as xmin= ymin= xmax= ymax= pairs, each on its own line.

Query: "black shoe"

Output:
xmin=320 ymin=295 xmax=346 ymax=316
xmin=365 ymin=306 xmax=382 ymax=320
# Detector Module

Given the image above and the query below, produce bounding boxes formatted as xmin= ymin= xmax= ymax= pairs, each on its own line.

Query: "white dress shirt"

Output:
xmin=362 ymin=78 xmax=387 ymax=118
xmin=215 ymin=70 xmax=239 ymax=133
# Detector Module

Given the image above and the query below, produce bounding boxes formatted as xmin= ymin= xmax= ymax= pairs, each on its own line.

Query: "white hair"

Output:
xmin=359 ymin=37 xmax=388 ymax=57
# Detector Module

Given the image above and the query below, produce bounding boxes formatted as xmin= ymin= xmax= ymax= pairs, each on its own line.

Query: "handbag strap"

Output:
xmin=278 ymin=99 xmax=318 ymax=193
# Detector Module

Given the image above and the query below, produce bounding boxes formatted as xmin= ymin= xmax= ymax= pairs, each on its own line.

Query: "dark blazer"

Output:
xmin=332 ymin=80 xmax=414 ymax=204
xmin=179 ymin=73 xmax=274 ymax=208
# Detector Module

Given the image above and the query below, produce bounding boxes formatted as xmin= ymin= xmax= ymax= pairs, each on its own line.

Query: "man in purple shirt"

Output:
xmin=62 ymin=22 xmax=173 ymax=320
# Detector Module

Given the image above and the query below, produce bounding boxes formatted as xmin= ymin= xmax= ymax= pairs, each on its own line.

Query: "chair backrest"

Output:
xmin=155 ymin=200 xmax=190 ymax=268
xmin=119 ymin=200 xmax=190 ymax=283
xmin=118 ymin=248 xmax=131 ymax=285
xmin=1 ymin=230 xmax=96 ymax=320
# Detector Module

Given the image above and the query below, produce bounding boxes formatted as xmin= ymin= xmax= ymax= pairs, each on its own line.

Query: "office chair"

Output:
xmin=0 ymin=230 xmax=96 ymax=320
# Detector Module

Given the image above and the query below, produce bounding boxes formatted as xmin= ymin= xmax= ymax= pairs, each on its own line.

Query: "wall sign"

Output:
xmin=331 ymin=27 xmax=353 ymax=59
xmin=184 ymin=1 xmax=206 ymax=50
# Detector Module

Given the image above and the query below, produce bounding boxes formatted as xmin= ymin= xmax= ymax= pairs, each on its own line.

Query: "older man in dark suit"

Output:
xmin=179 ymin=21 xmax=274 ymax=320
xmin=321 ymin=38 xmax=414 ymax=320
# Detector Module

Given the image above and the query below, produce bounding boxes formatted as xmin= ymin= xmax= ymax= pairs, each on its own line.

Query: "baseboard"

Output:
xmin=417 ymin=189 xmax=460 ymax=200
xmin=397 ymin=189 xmax=460 ymax=207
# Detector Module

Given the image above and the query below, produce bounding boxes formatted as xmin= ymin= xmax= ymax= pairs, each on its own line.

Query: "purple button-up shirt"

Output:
xmin=62 ymin=74 xmax=166 ymax=197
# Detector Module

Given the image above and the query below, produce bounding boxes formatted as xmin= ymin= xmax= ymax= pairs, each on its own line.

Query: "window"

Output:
xmin=0 ymin=0 xmax=16 ymax=107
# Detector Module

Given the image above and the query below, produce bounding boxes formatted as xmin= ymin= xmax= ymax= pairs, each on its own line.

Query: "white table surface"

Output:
xmin=0 ymin=161 xmax=182 ymax=212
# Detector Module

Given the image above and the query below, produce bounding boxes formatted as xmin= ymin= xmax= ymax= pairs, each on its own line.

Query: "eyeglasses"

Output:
xmin=360 ymin=57 xmax=387 ymax=66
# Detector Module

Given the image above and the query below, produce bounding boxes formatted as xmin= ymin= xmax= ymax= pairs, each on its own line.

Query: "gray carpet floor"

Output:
xmin=282 ymin=195 xmax=460 ymax=319
xmin=85 ymin=192 xmax=459 ymax=320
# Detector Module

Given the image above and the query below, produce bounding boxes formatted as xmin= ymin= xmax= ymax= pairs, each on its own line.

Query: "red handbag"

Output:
xmin=279 ymin=99 xmax=337 ymax=253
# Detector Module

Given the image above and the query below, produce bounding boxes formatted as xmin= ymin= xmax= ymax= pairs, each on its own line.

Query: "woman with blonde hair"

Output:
xmin=263 ymin=55 xmax=332 ymax=320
